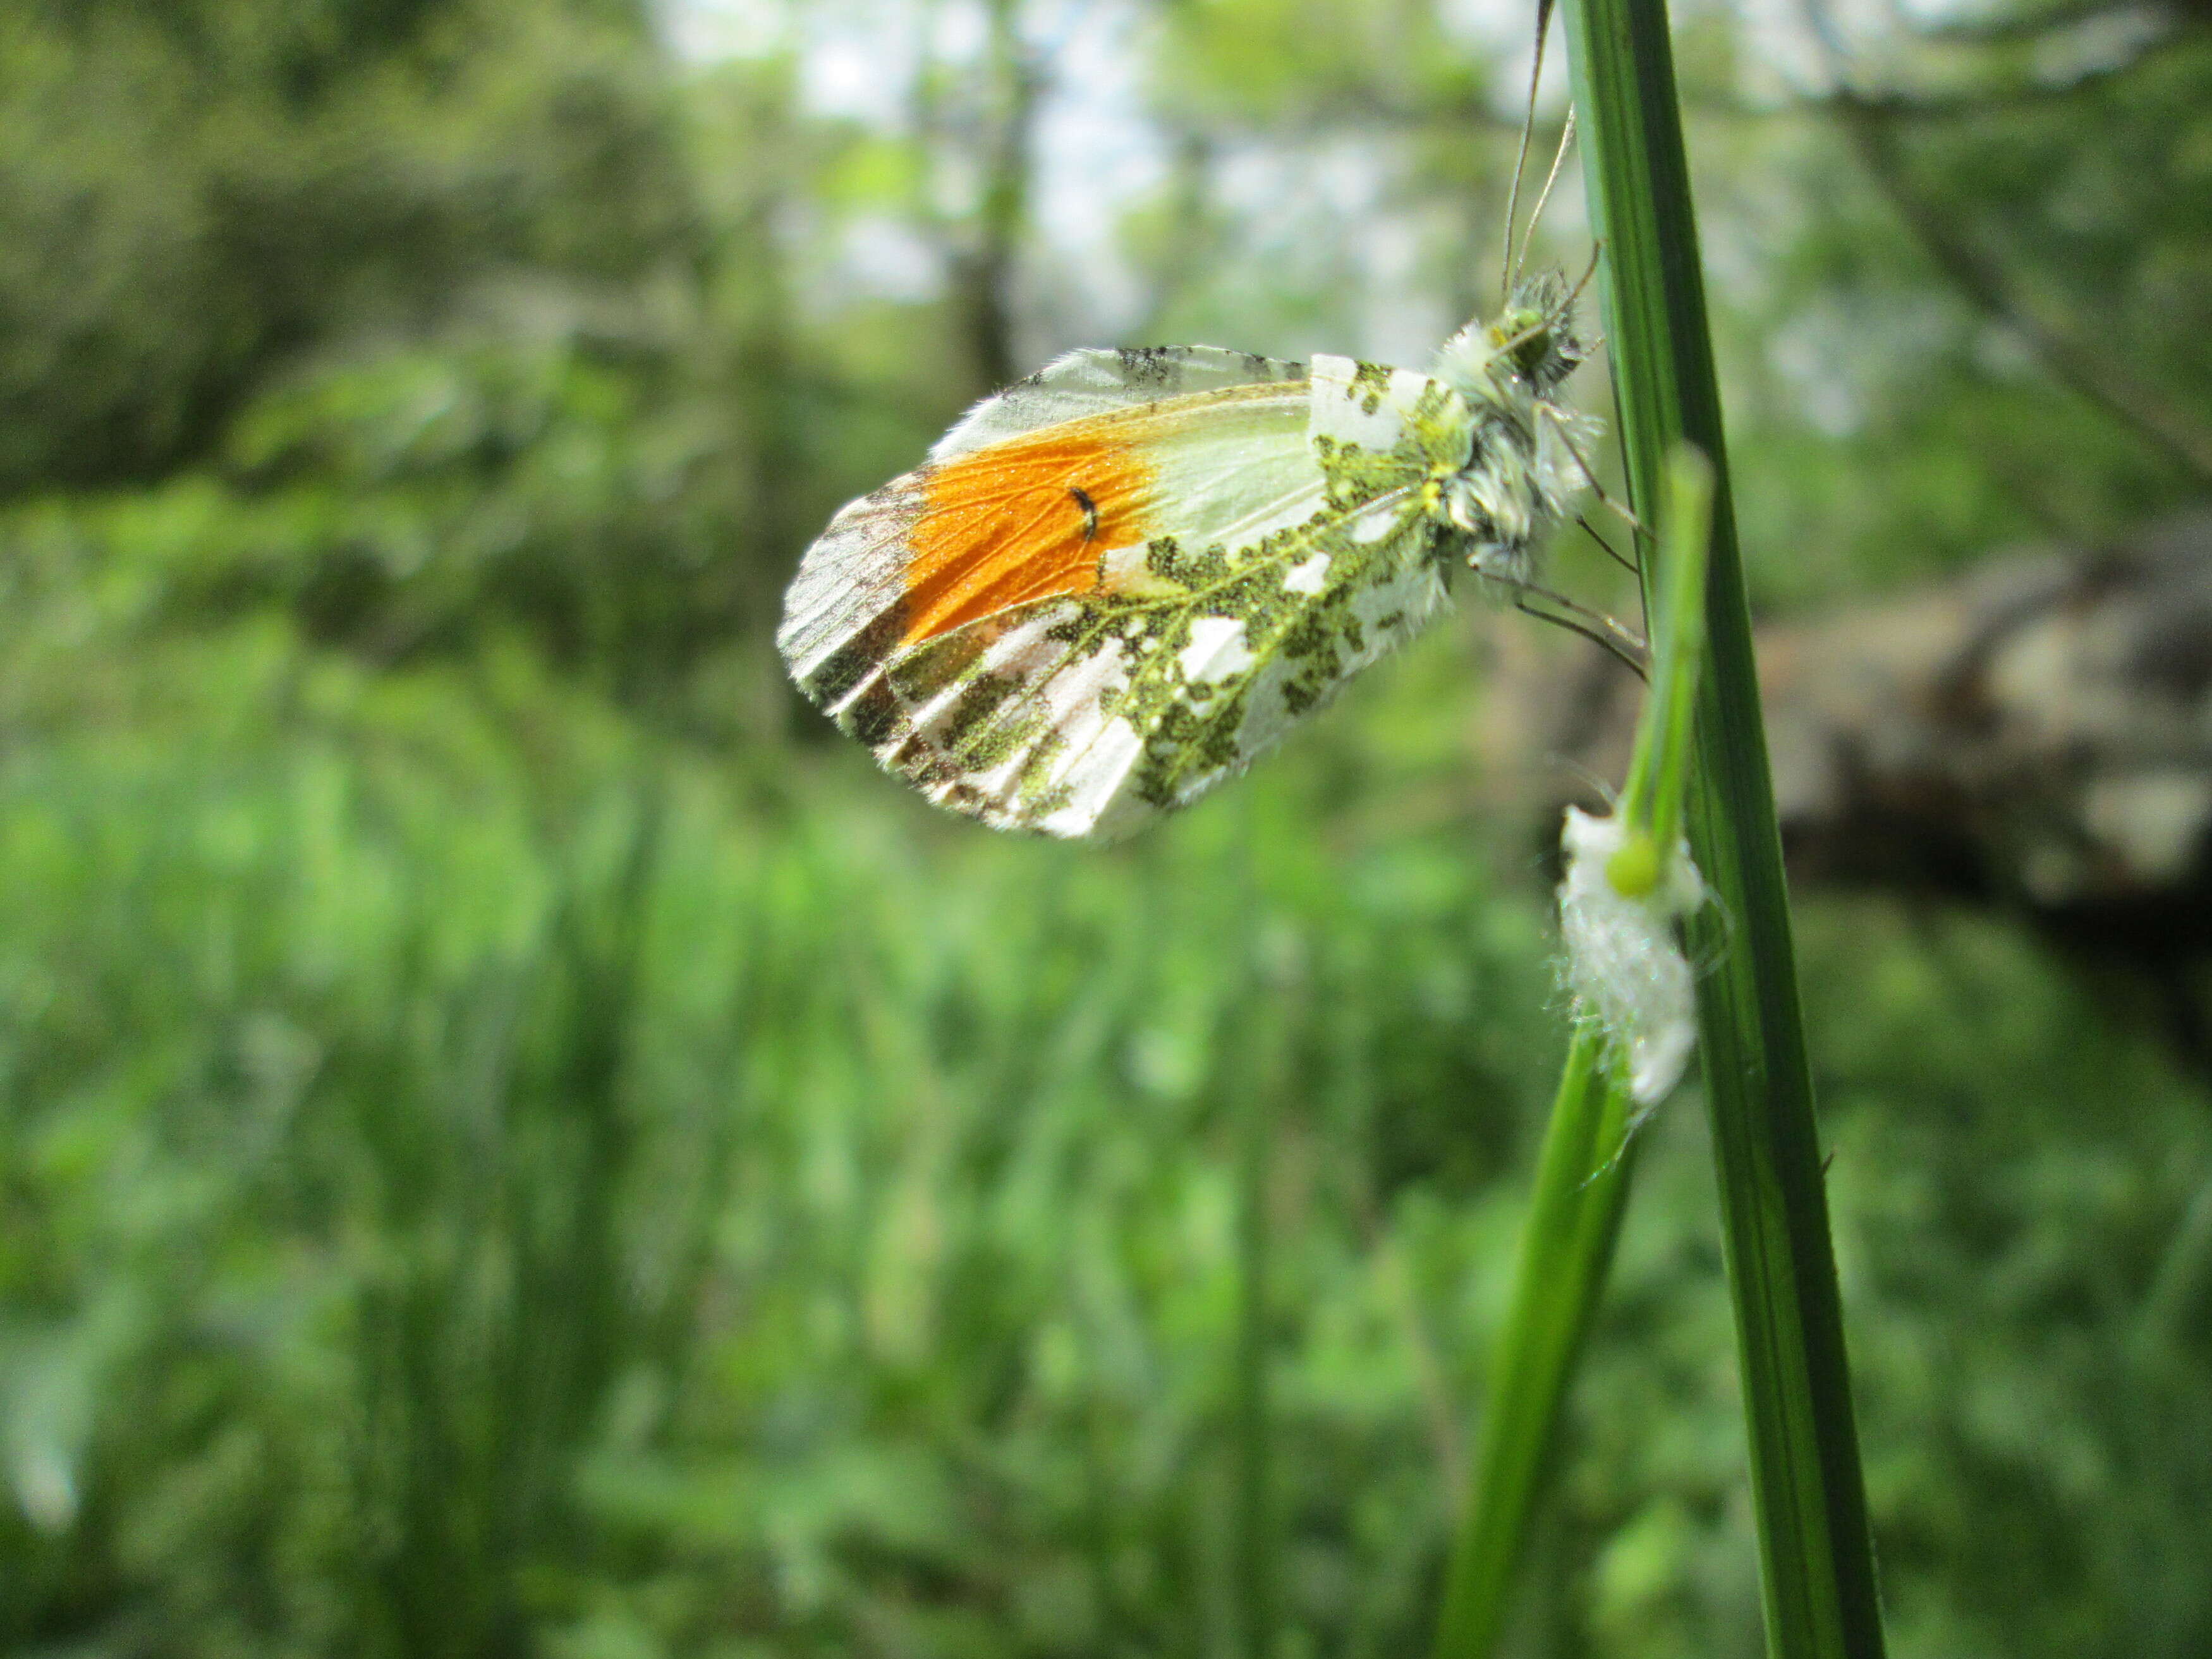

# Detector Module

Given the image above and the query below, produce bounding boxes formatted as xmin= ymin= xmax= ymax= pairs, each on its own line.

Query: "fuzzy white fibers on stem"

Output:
xmin=1558 ymin=805 xmax=1706 ymax=1107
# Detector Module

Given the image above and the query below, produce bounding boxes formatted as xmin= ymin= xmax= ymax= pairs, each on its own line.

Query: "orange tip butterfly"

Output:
xmin=777 ymin=274 xmax=1595 ymax=841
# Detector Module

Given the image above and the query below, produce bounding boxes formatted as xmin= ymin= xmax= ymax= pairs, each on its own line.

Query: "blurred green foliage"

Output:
xmin=2 ymin=0 xmax=2209 ymax=1654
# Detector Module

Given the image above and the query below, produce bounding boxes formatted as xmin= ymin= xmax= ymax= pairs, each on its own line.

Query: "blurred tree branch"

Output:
xmin=1796 ymin=0 xmax=2212 ymax=487
xmin=1802 ymin=36 xmax=2193 ymax=118
xmin=1495 ymin=509 xmax=2212 ymax=1066
xmin=1909 ymin=0 xmax=2212 ymax=43
xmin=918 ymin=0 xmax=1045 ymax=393
xmin=1828 ymin=100 xmax=2212 ymax=484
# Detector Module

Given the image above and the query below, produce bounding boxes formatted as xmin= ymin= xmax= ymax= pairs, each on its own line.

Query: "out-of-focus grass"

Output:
xmin=0 ymin=614 xmax=1564 ymax=1655
xmin=3 ymin=617 xmax=2210 ymax=1658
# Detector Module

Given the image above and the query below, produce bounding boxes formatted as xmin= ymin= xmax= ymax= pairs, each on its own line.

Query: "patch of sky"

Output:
xmin=1729 ymin=0 xmax=1836 ymax=102
xmin=1023 ymin=1 xmax=1170 ymax=354
xmin=654 ymin=0 xmax=788 ymax=61
xmin=1766 ymin=302 xmax=1870 ymax=438
xmin=1768 ymin=288 xmax=1964 ymax=435
xmin=832 ymin=219 xmax=944 ymax=305
xmin=2037 ymin=5 xmax=2172 ymax=78
xmin=1203 ymin=136 xmax=1461 ymax=366
xmin=665 ymin=0 xmax=1168 ymax=355
xmin=656 ymin=0 xmax=1643 ymax=375
xmin=1437 ymin=0 xmax=1574 ymax=116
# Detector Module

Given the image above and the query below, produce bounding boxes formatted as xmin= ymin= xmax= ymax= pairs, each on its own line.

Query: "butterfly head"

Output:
xmin=1433 ymin=271 xmax=1588 ymax=404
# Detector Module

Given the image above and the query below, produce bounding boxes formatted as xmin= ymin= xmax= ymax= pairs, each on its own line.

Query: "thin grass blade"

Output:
xmin=1555 ymin=1 xmax=1889 ymax=1654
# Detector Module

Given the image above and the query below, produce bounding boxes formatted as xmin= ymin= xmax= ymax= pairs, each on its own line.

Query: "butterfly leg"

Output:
xmin=1545 ymin=404 xmax=1653 ymax=541
xmin=1509 ymin=581 xmax=1649 ymax=678
xmin=1577 ymin=511 xmax=1640 ymax=576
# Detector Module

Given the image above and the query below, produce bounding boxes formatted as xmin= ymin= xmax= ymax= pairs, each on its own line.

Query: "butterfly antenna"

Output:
xmin=1564 ymin=239 xmax=1603 ymax=309
xmin=1511 ymin=106 xmax=1577 ymax=292
xmin=1500 ymin=0 xmax=1557 ymax=307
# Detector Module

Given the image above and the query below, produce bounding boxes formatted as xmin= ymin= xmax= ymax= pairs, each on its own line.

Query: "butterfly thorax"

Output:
xmin=1423 ymin=274 xmax=1590 ymax=585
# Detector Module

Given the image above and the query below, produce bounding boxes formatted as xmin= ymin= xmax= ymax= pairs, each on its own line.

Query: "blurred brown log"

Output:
xmin=1492 ymin=507 xmax=2212 ymax=959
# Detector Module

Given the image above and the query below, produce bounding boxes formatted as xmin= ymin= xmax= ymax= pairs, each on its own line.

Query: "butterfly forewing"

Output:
xmin=931 ymin=344 xmax=1310 ymax=459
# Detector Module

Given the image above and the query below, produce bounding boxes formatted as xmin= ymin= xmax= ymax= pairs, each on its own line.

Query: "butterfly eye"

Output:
xmin=1484 ymin=306 xmax=1556 ymax=380
xmin=1488 ymin=307 xmax=1539 ymax=346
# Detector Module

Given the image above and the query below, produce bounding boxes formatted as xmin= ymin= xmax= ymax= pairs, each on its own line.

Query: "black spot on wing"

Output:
xmin=1115 ymin=347 xmax=1180 ymax=388
xmin=806 ymin=604 xmax=908 ymax=708
xmin=840 ymin=675 xmax=913 ymax=750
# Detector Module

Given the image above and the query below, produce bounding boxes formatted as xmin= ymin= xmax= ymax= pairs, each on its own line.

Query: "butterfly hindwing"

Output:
xmin=776 ymin=351 xmax=1486 ymax=839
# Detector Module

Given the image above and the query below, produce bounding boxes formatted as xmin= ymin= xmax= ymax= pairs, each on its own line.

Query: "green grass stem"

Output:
xmin=1557 ymin=0 xmax=1890 ymax=1655
xmin=1431 ymin=450 xmax=1714 ymax=1659
xmin=1431 ymin=1031 xmax=1635 ymax=1658
xmin=1618 ymin=448 xmax=1711 ymax=847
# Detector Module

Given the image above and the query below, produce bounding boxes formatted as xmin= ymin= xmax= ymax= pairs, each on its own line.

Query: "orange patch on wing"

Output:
xmin=902 ymin=424 xmax=1157 ymax=643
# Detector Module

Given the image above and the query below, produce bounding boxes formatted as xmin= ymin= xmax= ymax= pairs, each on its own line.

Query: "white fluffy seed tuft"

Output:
xmin=1557 ymin=805 xmax=1707 ymax=1107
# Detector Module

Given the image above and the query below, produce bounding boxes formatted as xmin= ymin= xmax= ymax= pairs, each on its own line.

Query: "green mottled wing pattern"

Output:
xmin=808 ymin=355 xmax=1480 ymax=841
